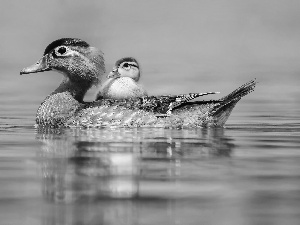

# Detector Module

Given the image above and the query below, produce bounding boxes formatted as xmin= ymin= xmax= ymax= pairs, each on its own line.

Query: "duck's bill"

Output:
xmin=20 ymin=56 xmax=51 ymax=75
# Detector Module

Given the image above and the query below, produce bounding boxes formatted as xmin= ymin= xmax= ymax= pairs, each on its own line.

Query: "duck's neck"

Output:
xmin=36 ymin=77 xmax=93 ymax=127
xmin=51 ymin=77 xmax=92 ymax=102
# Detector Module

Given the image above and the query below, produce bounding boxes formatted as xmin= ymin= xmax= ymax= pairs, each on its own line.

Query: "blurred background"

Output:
xmin=1 ymin=0 xmax=300 ymax=119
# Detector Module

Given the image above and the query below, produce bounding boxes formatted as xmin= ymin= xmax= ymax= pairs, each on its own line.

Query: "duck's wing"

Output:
xmin=164 ymin=92 xmax=219 ymax=114
xmin=85 ymin=91 xmax=219 ymax=114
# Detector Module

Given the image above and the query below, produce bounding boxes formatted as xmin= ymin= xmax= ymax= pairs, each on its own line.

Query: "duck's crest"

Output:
xmin=43 ymin=38 xmax=90 ymax=55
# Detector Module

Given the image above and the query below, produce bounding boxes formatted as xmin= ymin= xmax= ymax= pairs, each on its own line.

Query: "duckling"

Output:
xmin=20 ymin=38 xmax=256 ymax=128
xmin=95 ymin=57 xmax=147 ymax=100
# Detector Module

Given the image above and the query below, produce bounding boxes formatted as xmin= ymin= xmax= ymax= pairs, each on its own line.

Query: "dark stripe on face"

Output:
xmin=122 ymin=63 xmax=139 ymax=68
xmin=43 ymin=38 xmax=89 ymax=56
xmin=116 ymin=57 xmax=139 ymax=67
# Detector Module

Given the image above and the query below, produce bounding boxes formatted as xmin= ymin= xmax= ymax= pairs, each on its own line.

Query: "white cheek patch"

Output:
xmin=118 ymin=68 xmax=130 ymax=77
xmin=64 ymin=49 xmax=80 ymax=57
xmin=117 ymin=67 xmax=140 ymax=81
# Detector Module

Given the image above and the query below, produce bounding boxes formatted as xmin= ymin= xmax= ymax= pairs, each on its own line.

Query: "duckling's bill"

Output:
xmin=107 ymin=68 xmax=121 ymax=79
xmin=20 ymin=55 xmax=50 ymax=75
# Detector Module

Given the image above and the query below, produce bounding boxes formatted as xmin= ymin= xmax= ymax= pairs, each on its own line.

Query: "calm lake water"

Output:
xmin=1 ymin=75 xmax=300 ymax=225
xmin=1 ymin=0 xmax=300 ymax=224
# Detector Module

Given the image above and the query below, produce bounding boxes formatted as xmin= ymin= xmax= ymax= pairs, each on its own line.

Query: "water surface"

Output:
xmin=1 ymin=105 xmax=300 ymax=225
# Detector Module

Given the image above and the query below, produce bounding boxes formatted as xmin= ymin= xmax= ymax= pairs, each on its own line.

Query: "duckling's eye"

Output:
xmin=122 ymin=63 xmax=130 ymax=69
xmin=121 ymin=63 xmax=138 ymax=70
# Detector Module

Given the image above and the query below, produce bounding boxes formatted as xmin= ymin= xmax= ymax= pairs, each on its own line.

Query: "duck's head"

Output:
xmin=20 ymin=38 xmax=105 ymax=85
xmin=107 ymin=57 xmax=140 ymax=81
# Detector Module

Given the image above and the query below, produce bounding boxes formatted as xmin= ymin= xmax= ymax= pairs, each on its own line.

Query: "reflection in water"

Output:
xmin=36 ymin=127 xmax=234 ymax=202
xmin=34 ymin=127 xmax=234 ymax=224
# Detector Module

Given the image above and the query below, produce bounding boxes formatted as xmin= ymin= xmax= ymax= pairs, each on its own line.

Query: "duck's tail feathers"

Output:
xmin=210 ymin=79 xmax=257 ymax=124
xmin=219 ymin=79 xmax=257 ymax=103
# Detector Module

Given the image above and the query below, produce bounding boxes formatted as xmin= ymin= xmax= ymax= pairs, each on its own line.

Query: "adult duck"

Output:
xmin=20 ymin=38 xmax=256 ymax=128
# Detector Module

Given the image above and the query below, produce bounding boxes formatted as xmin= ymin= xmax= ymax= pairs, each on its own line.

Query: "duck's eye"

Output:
xmin=53 ymin=46 xmax=69 ymax=57
xmin=57 ymin=47 xmax=66 ymax=55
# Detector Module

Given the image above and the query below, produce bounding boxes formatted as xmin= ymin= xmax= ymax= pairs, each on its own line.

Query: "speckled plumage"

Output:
xmin=20 ymin=38 xmax=257 ymax=128
xmin=67 ymin=80 xmax=256 ymax=128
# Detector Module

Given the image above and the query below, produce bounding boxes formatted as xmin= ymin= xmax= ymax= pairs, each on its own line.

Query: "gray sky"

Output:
xmin=1 ymin=0 xmax=299 ymax=97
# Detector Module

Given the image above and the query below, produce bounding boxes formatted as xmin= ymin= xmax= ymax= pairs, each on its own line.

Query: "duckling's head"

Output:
xmin=20 ymin=38 xmax=105 ymax=86
xmin=108 ymin=57 xmax=140 ymax=81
